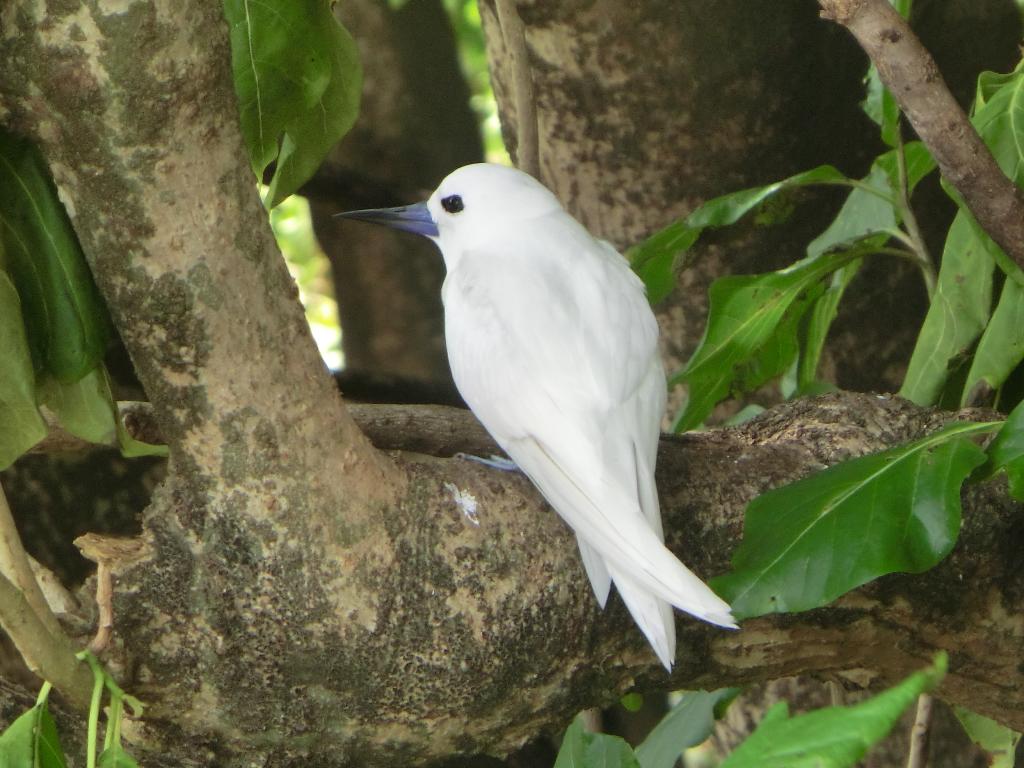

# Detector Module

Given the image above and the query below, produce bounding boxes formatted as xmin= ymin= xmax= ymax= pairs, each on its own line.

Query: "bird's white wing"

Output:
xmin=443 ymin=215 xmax=735 ymax=628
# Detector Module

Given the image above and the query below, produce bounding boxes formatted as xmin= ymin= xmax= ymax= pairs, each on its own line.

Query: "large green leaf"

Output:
xmin=224 ymin=0 xmax=362 ymax=207
xmin=635 ymin=689 xmax=738 ymax=768
xmin=979 ymin=399 xmax=1024 ymax=500
xmin=37 ymin=367 xmax=118 ymax=447
xmin=807 ymin=142 xmax=934 ymax=259
xmin=970 ymin=61 xmax=1024 ymax=285
xmin=798 ymin=259 xmax=861 ymax=393
xmin=0 ymin=131 xmax=109 ymax=381
xmin=628 ymin=165 xmax=850 ymax=304
xmin=0 ymin=271 xmax=46 ymax=469
xmin=901 ymin=62 xmax=1024 ymax=405
xmin=899 ymin=208 xmax=996 ymax=406
xmin=555 ymin=717 xmax=641 ymax=768
xmin=712 ymin=422 xmax=991 ymax=619
xmin=719 ymin=655 xmax=945 ymax=768
xmin=961 ymin=278 xmax=1024 ymax=405
xmin=0 ymin=703 xmax=67 ymax=768
xmin=672 ymin=250 xmax=854 ymax=432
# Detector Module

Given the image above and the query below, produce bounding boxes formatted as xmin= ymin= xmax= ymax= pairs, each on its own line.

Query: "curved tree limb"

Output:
xmin=818 ymin=0 xmax=1024 ymax=272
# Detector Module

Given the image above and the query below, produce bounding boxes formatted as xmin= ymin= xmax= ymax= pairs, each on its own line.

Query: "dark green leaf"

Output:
xmin=98 ymin=744 xmax=140 ymax=768
xmin=35 ymin=705 xmax=66 ymax=768
xmin=798 ymin=259 xmax=861 ymax=392
xmin=628 ymin=165 xmax=850 ymax=304
xmin=0 ymin=271 xmax=46 ymax=469
xmin=224 ymin=0 xmax=362 ymax=207
xmin=37 ymin=367 xmax=118 ymax=447
xmin=672 ymin=251 xmax=854 ymax=432
xmin=953 ymin=706 xmax=1020 ymax=767
xmin=900 ymin=208 xmax=995 ymax=406
xmin=980 ymin=399 xmax=1024 ymax=499
xmin=0 ymin=703 xmax=66 ymax=768
xmin=555 ymin=717 xmax=641 ymax=768
xmin=969 ymin=60 xmax=1024 ymax=285
xmin=961 ymin=279 xmax=1024 ymax=406
xmin=0 ymin=131 xmax=109 ymax=381
xmin=807 ymin=143 xmax=934 ymax=258
xmin=713 ymin=422 xmax=990 ymax=619
xmin=719 ymin=655 xmax=945 ymax=768
xmin=584 ymin=735 xmax=641 ymax=768
xmin=636 ymin=689 xmax=738 ymax=768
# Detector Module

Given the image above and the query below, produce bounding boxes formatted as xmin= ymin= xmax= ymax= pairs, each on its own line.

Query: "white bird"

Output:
xmin=337 ymin=163 xmax=736 ymax=669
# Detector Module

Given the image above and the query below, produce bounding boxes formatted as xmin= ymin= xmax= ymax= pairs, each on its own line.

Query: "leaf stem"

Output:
xmin=894 ymin=132 xmax=937 ymax=298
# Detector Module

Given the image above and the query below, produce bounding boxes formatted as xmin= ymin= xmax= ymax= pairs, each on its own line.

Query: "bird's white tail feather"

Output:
xmin=577 ymin=539 xmax=612 ymax=607
xmin=510 ymin=436 xmax=737 ymax=628
xmin=607 ymin=561 xmax=676 ymax=669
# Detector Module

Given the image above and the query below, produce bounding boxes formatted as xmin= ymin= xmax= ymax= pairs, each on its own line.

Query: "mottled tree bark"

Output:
xmin=304 ymin=0 xmax=483 ymax=384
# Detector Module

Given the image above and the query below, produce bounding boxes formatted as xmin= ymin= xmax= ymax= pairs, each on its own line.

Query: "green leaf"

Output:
xmin=0 ymin=272 xmax=47 ymax=469
xmin=636 ymin=689 xmax=738 ymax=768
xmin=980 ymin=399 xmax=1024 ymax=499
xmin=34 ymin=705 xmax=66 ymax=768
xmin=628 ymin=165 xmax=851 ymax=304
xmin=899 ymin=208 xmax=996 ymax=406
xmin=0 ymin=131 xmax=109 ymax=381
xmin=98 ymin=744 xmax=140 ymax=768
xmin=672 ymin=250 xmax=855 ymax=432
xmin=954 ymin=706 xmax=1021 ymax=768
xmin=719 ymin=655 xmax=945 ymax=768
xmin=712 ymin=422 xmax=991 ymax=619
xmin=969 ymin=60 xmax=1024 ymax=285
xmin=37 ymin=367 xmax=118 ymax=446
xmin=961 ymin=278 xmax=1024 ymax=405
xmin=224 ymin=0 xmax=362 ymax=207
xmin=807 ymin=142 xmax=934 ymax=258
xmin=0 ymin=703 xmax=67 ymax=768
xmin=555 ymin=717 xmax=641 ymax=768
xmin=798 ymin=259 xmax=861 ymax=392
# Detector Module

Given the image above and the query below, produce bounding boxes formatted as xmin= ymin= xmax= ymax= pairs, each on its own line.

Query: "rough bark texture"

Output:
xmin=5 ymin=393 xmax=1024 ymax=766
xmin=303 ymin=0 xmax=483 ymax=383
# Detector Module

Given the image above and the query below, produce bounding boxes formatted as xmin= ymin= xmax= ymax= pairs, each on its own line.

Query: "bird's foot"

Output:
xmin=454 ymin=453 xmax=519 ymax=472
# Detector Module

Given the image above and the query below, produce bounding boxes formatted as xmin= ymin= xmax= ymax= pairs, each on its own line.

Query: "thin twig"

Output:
xmin=906 ymin=693 xmax=934 ymax=768
xmin=0 ymin=568 xmax=93 ymax=708
xmin=818 ymin=0 xmax=1024 ymax=274
xmin=494 ymin=0 xmax=540 ymax=178
xmin=895 ymin=130 xmax=937 ymax=299
xmin=0 ymin=481 xmax=65 ymax=639
xmin=87 ymin=562 xmax=113 ymax=654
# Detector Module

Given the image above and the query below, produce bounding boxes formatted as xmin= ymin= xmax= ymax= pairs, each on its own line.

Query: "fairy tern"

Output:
xmin=337 ymin=163 xmax=736 ymax=669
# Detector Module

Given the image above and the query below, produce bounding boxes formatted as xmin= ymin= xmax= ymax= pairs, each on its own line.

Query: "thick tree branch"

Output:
xmin=19 ymin=393 xmax=1024 ymax=765
xmin=818 ymin=0 xmax=1024 ymax=272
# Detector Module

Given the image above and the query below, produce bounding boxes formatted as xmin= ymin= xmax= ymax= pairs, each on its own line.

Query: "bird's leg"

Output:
xmin=454 ymin=453 xmax=520 ymax=472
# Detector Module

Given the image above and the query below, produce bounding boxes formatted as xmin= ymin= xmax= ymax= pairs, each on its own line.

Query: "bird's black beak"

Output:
xmin=334 ymin=201 xmax=438 ymax=238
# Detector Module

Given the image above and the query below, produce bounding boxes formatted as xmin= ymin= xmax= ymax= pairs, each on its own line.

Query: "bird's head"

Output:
xmin=336 ymin=163 xmax=562 ymax=257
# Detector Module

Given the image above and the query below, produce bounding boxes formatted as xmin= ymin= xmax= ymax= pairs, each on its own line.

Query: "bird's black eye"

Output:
xmin=441 ymin=194 xmax=464 ymax=214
